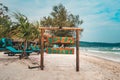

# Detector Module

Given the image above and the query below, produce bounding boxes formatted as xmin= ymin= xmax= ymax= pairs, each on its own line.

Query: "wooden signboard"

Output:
xmin=46 ymin=48 xmax=74 ymax=54
xmin=47 ymin=37 xmax=75 ymax=44
xmin=47 ymin=37 xmax=74 ymax=54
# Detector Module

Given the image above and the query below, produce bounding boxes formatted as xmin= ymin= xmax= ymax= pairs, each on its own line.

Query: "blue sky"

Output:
xmin=1 ymin=0 xmax=120 ymax=43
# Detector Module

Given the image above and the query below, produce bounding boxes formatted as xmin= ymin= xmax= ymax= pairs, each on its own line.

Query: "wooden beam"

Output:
xmin=76 ymin=30 xmax=80 ymax=71
xmin=39 ymin=27 xmax=83 ymax=31
xmin=40 ymin=29 xmax=44 ymax=70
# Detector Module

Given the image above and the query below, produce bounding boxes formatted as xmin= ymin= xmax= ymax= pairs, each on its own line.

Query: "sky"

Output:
xmin=1 ymin=0 xmax=120 ymax=43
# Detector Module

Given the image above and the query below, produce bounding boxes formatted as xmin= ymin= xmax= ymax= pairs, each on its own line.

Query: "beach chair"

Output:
xmin=29 ymin=44 xmax=40 ymax=52
xmin=0 ymin=38 xmax=13 ymax=51
xmin=6 ymin=46 xmax=32 ymax=56
xmin=0 ymin=38 xmax=6 ymax=51
xmin=0 ymin=48 xmax=6 ymax=51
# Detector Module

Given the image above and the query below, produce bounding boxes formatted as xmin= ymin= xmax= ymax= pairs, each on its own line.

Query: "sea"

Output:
xmin=79 ymin=41 xmax=120 ymax=62
xmin=81 ymin=47 xmax=120 ymax=55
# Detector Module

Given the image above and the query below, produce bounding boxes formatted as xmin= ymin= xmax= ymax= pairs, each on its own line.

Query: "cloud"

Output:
xmin=111 ymin=9 xmax=120 ymax=22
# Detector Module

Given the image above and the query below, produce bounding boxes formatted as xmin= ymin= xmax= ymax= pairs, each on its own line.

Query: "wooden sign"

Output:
xmin=47 ymin=37 xmax=74 ymax=44
xmin=46 ymin=48 xmax=74 ymax=54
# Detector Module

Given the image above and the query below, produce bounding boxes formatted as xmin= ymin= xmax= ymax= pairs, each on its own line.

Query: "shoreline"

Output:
xmin=81 ymin=50 xmax=120 ymax=63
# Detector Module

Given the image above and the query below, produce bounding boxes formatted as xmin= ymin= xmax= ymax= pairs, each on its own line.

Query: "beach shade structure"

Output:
xmin=6 ymin=46 xmax=32 ymax=56
xmin=32 ymin=32 xmax=51 ymax=43
xmin=12 ymin=39 xmax=24 ymax=43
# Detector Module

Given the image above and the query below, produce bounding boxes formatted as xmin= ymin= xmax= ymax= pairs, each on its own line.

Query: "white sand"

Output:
xmin=0 ymin=51 xmax=120 ymax=80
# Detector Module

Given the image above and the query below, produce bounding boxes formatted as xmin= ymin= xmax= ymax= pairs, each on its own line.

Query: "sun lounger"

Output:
xmin=30 ymin=45 xmax=40 ymax=52
xmin=6 ymin=46 xmax=32 ymax=56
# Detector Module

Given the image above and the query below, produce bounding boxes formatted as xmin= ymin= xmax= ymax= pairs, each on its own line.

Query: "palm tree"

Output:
xmin=31 ymin=21 xmax=41 ymax=40
xmin=13 ymin=12 xmax=40 ymax=58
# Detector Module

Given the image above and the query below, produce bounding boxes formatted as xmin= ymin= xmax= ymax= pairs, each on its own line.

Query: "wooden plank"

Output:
xmin=39 ymin=27 xmax=83 ymax=31
xmin=47 ymin=37 xmax=75 ymax=44
xmin=46 ymin=48 xmax=74 ymax=54
xmin=76 ymin=30 xmax=80 ymax=71
xmin=40 ymin=29 xmax=44 ymax=70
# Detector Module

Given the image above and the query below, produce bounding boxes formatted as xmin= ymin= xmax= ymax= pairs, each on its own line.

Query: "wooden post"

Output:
xmin=76 ymin=30 xmax=80 ymax=71
xmin=40 ymin=29 xmax=44 ymax=70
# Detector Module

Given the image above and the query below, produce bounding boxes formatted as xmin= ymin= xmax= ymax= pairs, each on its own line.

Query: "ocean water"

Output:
xmin=80 ymin=47 xmax=120 ymax=62
xmin=80 ymin=47 xmax=120 ymax=55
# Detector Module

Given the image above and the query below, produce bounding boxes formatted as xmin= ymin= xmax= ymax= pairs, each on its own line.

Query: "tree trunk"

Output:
xmin=22 ymin=40 xmax=28 ymax=59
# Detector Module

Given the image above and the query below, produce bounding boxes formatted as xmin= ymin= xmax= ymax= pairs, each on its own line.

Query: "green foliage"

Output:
xmin=13 ymin=12 xmax=40 ymax=58
xmin=0 ymin=3 xmax=12 ymax=38
xmin=40 ymin=4 xmax=83 ymax=36
xmin=31 ymin=21 xmax=40 ymax=40
xmin=13 ymin=12 xmax=30 ymax=40
xmin=13 ymin=12 xmax=40 ymax=41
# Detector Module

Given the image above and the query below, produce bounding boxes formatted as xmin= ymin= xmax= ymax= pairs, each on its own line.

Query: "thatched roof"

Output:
xmin=11 ymin=31 xmax=52 ymax=43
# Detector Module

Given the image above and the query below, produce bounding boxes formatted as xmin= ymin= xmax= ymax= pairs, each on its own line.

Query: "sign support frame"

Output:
xmin=39 ymin=27 xmax=83 ymax=71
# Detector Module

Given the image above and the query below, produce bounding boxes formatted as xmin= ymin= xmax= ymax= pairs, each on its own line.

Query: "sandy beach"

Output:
xmin=0 ymin=51 xmax=120 ymax=80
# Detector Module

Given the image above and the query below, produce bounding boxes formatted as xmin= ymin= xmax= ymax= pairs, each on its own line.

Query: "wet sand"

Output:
xmin=0 ymin=51 xmax=120 ymax=80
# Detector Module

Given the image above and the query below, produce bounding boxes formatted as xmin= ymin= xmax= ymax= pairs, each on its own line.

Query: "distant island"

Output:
xmin=80 ymin=41 xmax=120 ymax=47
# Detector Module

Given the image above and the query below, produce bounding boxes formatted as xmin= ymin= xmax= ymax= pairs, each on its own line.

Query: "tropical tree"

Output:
xmin=31 ymin=21 xmax=40 ymax=41
xmin=40 ymin=4 xmax=83 ymax=36
xmin=0 ymin=3 xmax=12 ymax=38
xmin=13 ymin=12 xmax=40 ymax=58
